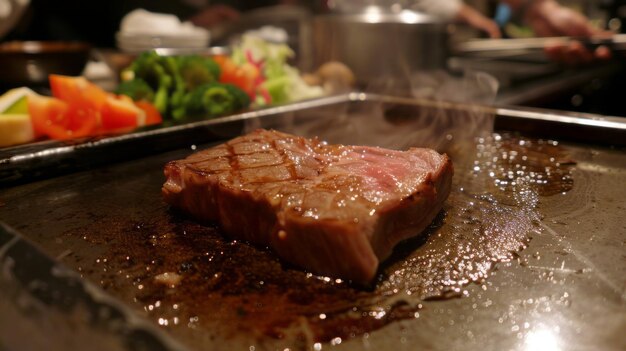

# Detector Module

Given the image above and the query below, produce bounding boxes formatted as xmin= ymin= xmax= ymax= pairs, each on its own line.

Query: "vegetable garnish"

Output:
xmin=0 ymin=75 xmax=164 ymax=145
xmin=118 ymin=51 xmax=250 ymax=121
xmin=118 ymin=35 xmax=329 ymax=122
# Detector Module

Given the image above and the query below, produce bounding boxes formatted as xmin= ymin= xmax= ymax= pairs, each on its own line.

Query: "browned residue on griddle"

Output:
xmin=64 ymin=133 xmax=575 ymax=349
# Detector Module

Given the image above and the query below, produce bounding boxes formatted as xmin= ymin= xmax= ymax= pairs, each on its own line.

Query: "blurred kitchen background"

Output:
xmin=1 ymin=0 xmax=626 ymax=117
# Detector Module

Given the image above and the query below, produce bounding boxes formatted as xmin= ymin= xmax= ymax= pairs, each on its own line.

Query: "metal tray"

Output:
xmin=1 ymin=93 xmax=624 ymax=186
xmin=1 ymin=94 xmax=625 ymax=351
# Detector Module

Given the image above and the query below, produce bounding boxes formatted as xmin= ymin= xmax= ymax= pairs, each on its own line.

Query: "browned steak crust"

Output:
xmin=163 ymin=129 xmax=453 ymax=284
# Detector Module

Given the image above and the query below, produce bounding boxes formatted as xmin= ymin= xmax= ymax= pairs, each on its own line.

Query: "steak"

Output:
xmin=162 ymin=129 xmax=453 ymax=284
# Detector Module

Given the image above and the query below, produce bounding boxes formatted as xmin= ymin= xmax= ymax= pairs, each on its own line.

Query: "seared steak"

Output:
xmin=162 ymin=129 xmax=453 ymax=284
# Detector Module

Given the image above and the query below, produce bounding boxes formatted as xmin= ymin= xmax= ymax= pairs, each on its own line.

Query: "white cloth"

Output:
xmin=117 ymin=9 xmax=210 ymax=52
xmin=119 ymin=8 xmax=207 ymax=36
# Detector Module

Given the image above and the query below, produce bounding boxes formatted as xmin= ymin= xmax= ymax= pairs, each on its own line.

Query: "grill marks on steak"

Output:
xmin=163 ymin=129 xmax=453 ymax=284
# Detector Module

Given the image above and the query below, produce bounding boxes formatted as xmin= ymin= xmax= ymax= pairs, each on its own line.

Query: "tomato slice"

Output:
xmin=26 ymin=75 xmax=162 ymax=141
xmin=49 ymin=75 xmax=108 ymax=111
xmin=27 ymin=94 xmax=98 ymax=140
xmin=133 ymin=100 xmax=162 ymax=126
xmin=101 ymin=95 xmax=145 ymax=132
xmin=28 ymin=94 xmax=68 ymax=139
xmin=214 ymin=55 xmax=259 ymax=99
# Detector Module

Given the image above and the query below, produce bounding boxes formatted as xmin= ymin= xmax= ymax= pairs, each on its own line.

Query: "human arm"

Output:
xmin=456 ymin=3 xmax=502 ymax=38
xmin=409 ymin=0 xmax=501 ymax=38
xmin=500 ymin=0 xmax=612 ymax=64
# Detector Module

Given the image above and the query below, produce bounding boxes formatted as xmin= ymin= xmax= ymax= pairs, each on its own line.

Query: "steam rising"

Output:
xmin=244 ymin=70 xmax=499 ymax=171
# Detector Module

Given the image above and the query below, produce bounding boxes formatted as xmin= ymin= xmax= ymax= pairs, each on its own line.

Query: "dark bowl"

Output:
xmin=0 ymin=41 xmax=91 ymax=90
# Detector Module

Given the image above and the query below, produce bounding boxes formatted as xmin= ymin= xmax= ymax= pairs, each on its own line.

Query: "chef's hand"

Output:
xmin=515 ymin=0 xmax=612 ymax=65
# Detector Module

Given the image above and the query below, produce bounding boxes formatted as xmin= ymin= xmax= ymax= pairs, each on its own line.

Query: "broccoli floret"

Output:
xmin=176 ymin=55 xmax=221 ymax=91
xmin=116 ymin=79 xmax=155 ymax=102
xmin=161 ymin=55 xmax=187 ymax=116
xmin=128 ymin=51 xmax=185 ymax=115
xmin=223 ymin=83 xmax=251 ymax=108
xmin=129 ymin=51 xmax=166 ymax=89
xmin=181 ymin=82 xmax=250 ymax=119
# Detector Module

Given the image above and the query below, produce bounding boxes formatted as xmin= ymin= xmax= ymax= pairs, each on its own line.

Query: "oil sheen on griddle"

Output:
xmin=70 ymin=133 xmax=574 ymax=349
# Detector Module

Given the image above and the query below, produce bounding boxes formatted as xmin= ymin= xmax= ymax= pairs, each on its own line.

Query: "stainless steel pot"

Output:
xmin=311 ymin=7 xmax=452 ymax=86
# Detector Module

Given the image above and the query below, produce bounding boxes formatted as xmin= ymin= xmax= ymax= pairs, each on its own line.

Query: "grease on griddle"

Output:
xmin=66 ymin=133 xmax=575 ymax=349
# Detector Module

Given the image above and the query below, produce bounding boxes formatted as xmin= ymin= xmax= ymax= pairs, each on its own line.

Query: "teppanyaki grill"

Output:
xmin=0 ymin=94 xmax=624 ymax=351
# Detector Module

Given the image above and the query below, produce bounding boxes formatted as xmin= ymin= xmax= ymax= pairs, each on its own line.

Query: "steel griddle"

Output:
xmin=0 ymin=94 xmax=625 ymax=351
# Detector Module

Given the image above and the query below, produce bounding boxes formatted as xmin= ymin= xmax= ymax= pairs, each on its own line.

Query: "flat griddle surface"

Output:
xmin=1 ymin=98 xmax=625 ymax=351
